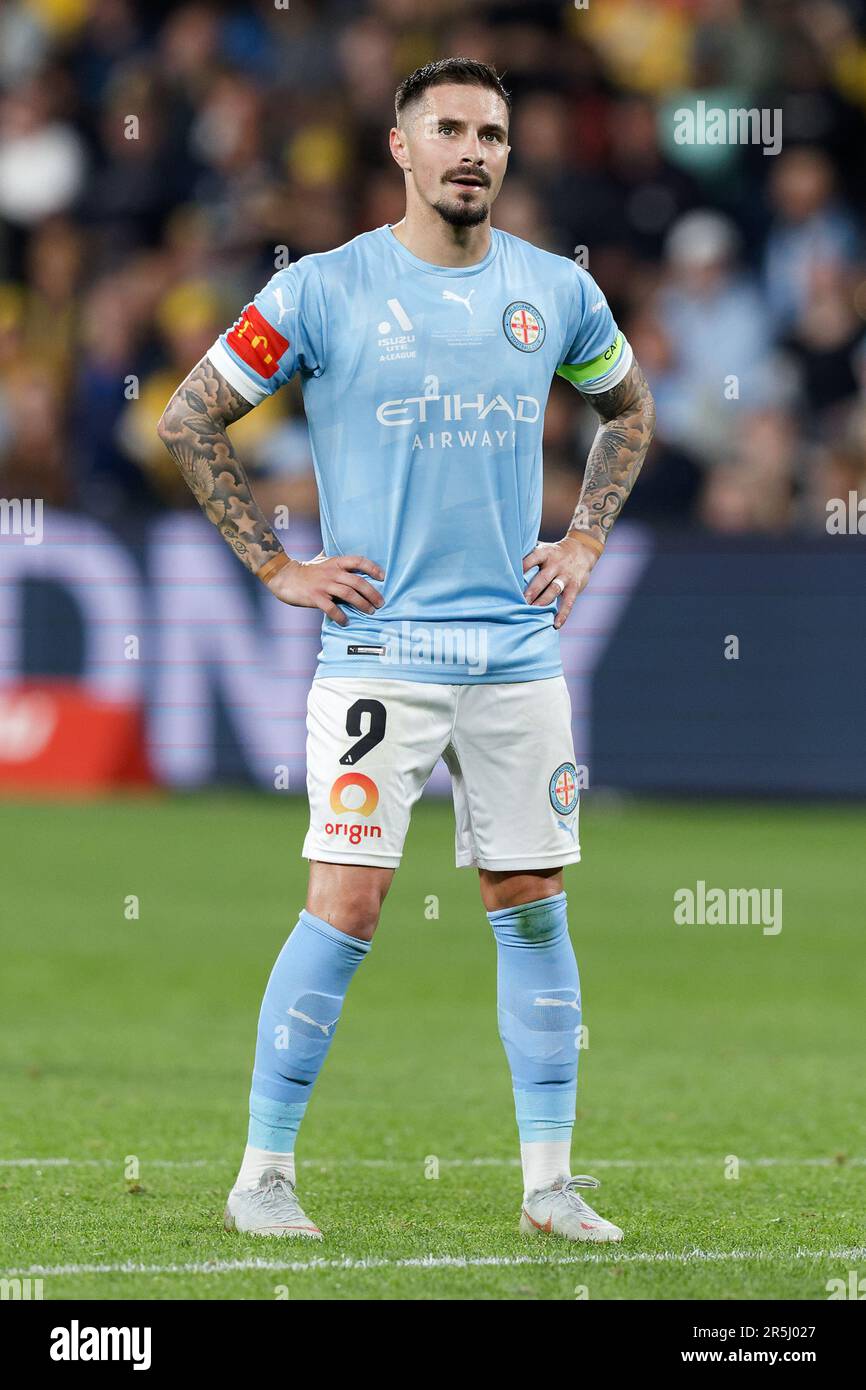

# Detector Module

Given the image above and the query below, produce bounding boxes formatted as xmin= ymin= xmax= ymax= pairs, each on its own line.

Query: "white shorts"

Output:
xmin=301 ymin=675 xmax=581 ymax=871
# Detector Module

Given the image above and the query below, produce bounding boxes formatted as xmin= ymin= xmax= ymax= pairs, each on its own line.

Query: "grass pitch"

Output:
xmin=1 ymin=792 xmax=864 ymax=1300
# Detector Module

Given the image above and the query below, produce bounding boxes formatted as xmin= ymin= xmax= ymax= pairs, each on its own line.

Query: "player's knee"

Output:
xmin=337 ymin=911 xmax=379 ymax=942
xmin=310 ymin=891 xmax=382 ymax=940
xmin=481 ymin=870 xmax=564 ymax=915
xmin=306 ymin=863 xmax=390 ymax=940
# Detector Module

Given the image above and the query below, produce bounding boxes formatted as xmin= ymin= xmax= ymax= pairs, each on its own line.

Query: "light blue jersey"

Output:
xmin=208 ymin=223 xmax=632 ymax=683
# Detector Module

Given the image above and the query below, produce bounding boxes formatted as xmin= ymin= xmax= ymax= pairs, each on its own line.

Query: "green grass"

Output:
xmin=1 ymin=793 xmax=864 ymax=1300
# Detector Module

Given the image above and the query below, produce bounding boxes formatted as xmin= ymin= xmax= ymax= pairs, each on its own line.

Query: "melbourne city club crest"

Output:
xmin=549 ymin=762 xmax=579 ymax=815
xmin=503 ymin=301 xmax=546 ymax=352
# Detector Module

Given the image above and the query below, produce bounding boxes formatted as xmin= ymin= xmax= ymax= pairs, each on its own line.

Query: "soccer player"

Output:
xmin=157 ymin=57 xmax=655 ymax=1243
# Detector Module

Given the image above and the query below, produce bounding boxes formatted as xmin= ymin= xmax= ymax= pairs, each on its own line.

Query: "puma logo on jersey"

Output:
xmin=273 ymin=288 xmax=296 ymax=324
xmin=590 ymin=300 xmax=605 ymax=314
xmin=442 ymin=288 xmax=475 ymax=315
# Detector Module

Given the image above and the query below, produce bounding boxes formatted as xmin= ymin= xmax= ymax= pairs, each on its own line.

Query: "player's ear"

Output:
xmin=389 ymin=126 xmax=411 ymax=171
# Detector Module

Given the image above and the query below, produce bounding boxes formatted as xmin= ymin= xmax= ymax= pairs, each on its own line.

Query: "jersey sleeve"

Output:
xmin=206 ymin=258 xmax=327 ymax=406
xmin=555 ymin=263 xmax=633 ymax=395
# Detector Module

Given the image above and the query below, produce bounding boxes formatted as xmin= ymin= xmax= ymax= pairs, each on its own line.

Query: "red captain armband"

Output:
xmin=226 ymin=304 xmax=289 ymax=379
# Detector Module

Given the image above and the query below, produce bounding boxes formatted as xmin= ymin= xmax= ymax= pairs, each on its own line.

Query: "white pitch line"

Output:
xmin=3 ymin=1249 xmax=866 ymax=1277
xmin=1 ymin=1156 xmax=864 ymax=1169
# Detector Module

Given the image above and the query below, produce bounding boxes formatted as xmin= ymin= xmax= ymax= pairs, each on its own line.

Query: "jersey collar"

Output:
xmin=379 ymin=222 xmax=500 ymax=276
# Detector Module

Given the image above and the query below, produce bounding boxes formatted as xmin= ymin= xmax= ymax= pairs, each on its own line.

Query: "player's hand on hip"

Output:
xmin=264 ymin=553 xmax=385 ymax=626
xmin=522 ymin=535 xmax=600 ymax=630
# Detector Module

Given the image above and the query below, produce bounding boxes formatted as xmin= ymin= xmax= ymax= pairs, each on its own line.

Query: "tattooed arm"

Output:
xmin=523 ymin=357 xmax=655 ymax=629
xmin=156 ymin=356 xmax=385 ymax=623
xmin=156 ymin=355 xmax=277 ymax=573
xmin=569 ymin=357 xmax=656 ymax=548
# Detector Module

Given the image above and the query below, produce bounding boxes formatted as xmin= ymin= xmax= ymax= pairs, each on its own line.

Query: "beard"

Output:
xmin=432 ymin=192 xmax=490 ymax=228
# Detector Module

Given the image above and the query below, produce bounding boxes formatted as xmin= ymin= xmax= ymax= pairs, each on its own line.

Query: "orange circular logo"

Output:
xmin=329 ymin=773 xmax=379 ymax=817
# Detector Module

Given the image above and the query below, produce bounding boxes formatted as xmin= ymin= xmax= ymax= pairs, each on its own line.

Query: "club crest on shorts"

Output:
xmin=503 ymin=301 xmax=545 ymax=352
xmin=549 ymin=762 xmax=578 ymax=815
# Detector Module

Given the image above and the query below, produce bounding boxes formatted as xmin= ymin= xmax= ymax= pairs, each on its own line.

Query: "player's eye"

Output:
xmin=437 ymin=123 xmax=503 ymax=142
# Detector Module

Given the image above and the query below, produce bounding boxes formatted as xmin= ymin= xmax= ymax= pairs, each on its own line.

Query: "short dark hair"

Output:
xmin=395 ymin=57 xmax=511 ymax=125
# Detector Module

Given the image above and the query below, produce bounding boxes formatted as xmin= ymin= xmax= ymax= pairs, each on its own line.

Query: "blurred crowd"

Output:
xmin=1 ymin=0 xmax=866 ymax=538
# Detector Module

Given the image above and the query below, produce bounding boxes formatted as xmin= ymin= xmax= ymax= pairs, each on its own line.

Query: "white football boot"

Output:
xmin=519 ymin=1173 xmax=623 ymax=1243
xmin=224 ymin=1167 xmax=323 ymax=1239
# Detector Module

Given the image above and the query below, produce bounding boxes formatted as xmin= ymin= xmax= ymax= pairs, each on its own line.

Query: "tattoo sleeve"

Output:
xmin=156 ymin=355 xmax=285 ymax=575
xmin=569 ymin=358 xmax=656 ymax=546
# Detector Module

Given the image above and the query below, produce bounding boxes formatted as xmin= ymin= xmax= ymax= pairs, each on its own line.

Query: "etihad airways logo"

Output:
xmin=376 ymin=393 xmax=540 ymax=427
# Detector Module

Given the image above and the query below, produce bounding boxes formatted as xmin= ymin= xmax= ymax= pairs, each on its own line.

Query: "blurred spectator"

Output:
xmin=780 ymin=259 xmax=866 ymax=430
xmin=763 ymin=146 xmax=862 ymax=334
xmin=656 ymin=209 xmax=782 ymax=465
xmin=579 ymin=0 xmax=693 ymax=95
xmin=0 ymin=78 xmax=87 ymax=226
xmin=0 ymin=362 xmax=69 ymax=506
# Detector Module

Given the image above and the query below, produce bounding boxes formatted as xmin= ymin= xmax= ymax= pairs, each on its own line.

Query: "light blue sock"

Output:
xmin=248 ymin=909 xmax=371 ymax=1153
xmin=487 ymin=891 xmax=579 ymax=1147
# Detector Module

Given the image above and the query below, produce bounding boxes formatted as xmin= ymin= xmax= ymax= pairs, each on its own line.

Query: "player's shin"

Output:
xmin=487 ymin=892 xmax=579 ymax=1200
xmin=231 ymin=909 xmax=371 ymax=1194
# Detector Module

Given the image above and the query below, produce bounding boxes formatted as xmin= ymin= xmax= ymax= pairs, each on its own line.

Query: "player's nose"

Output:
xmin=458 ymin=133 xmax=488 ymax=164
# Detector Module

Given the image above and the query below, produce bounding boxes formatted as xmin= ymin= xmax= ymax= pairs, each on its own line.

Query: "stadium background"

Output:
xmin=2 ymin=0 xmax=865 ymax=1304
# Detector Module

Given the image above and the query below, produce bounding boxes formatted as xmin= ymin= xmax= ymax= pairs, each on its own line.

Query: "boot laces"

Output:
xmin=247 ymin=1167 xmax=304 ymax=1219
xmin=558 ymin=1174 xmax=602 ymax=1218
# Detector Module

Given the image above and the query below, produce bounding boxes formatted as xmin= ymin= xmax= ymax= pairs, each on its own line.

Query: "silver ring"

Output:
xmin=551 ymin=577 xmax=565 ymax=594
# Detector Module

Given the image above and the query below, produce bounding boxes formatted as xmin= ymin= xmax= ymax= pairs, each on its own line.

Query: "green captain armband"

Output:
xmin=556 ymin=331 xmax=626 ymax=388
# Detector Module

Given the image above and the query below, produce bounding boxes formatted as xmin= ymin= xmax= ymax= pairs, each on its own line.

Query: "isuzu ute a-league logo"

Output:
xmin=503 ymin=301 xmax=545 ymax=352
xmin=377 ymin=297 xmax=416 ymax=361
